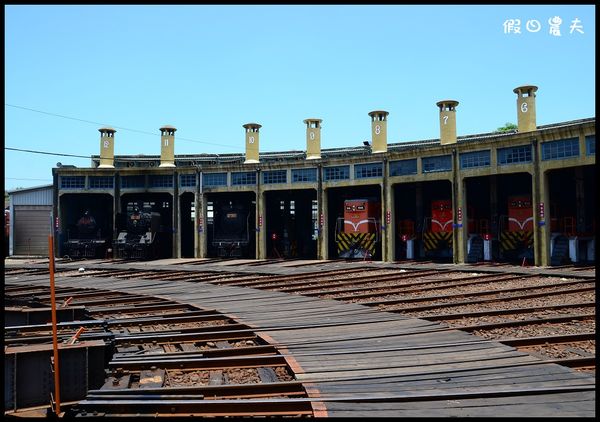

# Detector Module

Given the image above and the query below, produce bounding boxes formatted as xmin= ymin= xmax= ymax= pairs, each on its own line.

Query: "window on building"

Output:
xmin=355 ymin=162 xmax=383 ymax=179
xmin=586 ymin=135 xmax=595 ymax=155
xmin=460 ymin=150 xmax=491 ymax=169
xmin=149 ymin=175 xmax=174 ymax=188
xmin=180 ymin=174 xmax=197 ymax=187
xmin=60 ymin=176 xmax=85 ymax=189
xmin=88 ymin=176 xmax=114 ymax=189
xmin=121 ymin=175 xmax=145 ymax=189
xmin=291 ymin=168 xmax=317 ymax=183
xmin=231 ymin=171 xmax=257 ymax=186
xmin=541 ymin=138 xmax=580 ymax=160
xmin=202 ymin=173 xmax=228 ymax=187
xmin=422 ymin=155 xmax=452 ymax=173
xmin=498 ymin=145 xmax=532 ymax=165
xmin=389 ymin=159 xmax=417 ymax=176
xmin=263 ymin=170 xmax=287 ymax=184
xmin=323 ymin=165 xmax=350 ymax=181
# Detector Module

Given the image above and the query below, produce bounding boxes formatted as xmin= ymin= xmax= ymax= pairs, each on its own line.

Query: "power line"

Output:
xmin=5 ymin=103 xmax=239 ymax=150
xmin=5 ymin=147 xmax=91 ymax=159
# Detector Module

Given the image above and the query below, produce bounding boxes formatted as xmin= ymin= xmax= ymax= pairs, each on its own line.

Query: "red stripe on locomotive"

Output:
xmin=343 ymin=199 xmax=380 ymax=233
xmin=431 ymin=199 xmax=453 ymax=233
xmin=507 ymin=195 xmax=533 ymax=232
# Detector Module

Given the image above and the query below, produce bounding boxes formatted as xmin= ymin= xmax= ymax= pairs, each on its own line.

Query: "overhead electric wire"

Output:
xmin=5 ymin=147 xmax=91 ymax=159
xmin=5 ymin=103 xmax=239 ymax=149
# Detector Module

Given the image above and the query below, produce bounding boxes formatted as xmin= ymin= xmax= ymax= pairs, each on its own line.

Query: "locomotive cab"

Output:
xmin=63 ymin=210 xmax=107 ymax=259
xmin=212 ymin=201 xmax=251 ymax=258
xmin=335 ymin=198 xmax=381 ymax=259
xmin=114 ymin=206 xmax=162 ymax=260
xmin=500 ymin=195 xmax=534 ymax=262
xmin=423 ymin=199 xmax=453 ymax=260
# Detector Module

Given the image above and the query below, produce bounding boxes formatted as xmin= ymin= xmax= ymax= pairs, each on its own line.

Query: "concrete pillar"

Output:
xmin=316 ymin=164 xmax=325 ymax=260
xmin=454 ymin=176 xmax=467 ymax=264
xmin=382 ymin=158 xmax=394 ymax=262
xmin=113 ymin=173 xmax=120 ymax=256
xmin=256 ymin=189 xmax=266 ymax=259
xmin=384 ymin=179 xmax=395 ymax=262
xmin=532 ymin=139 xmax=550 ymax=266
xmin=197 ymin=192 xmax=208 ymax=258
xmin=173 ymin=172 xmax=179 ymax=258
xmin=451 ymin=149 xmax=464 ymax=264
xmin=320 ymin=188 xmax=329 ymax=260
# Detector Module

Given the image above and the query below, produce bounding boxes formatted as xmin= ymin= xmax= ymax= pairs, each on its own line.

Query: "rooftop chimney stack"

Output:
xmin=98 ymin=127 xmax=116 ymax=169
xmin=159 ymin=126 xmax=177 ymax=168
xmin=368 ymin=110 xmax=389 ymax=153
xmin=513 ymin=85 xmax=538 ymax=132
xmin=436 ymin=100 xmax=459 ymax=145
xmin=304 ymin=118 xmax=322 ymax=160
xmin=243 ymin=123 xmax=261 ymax=164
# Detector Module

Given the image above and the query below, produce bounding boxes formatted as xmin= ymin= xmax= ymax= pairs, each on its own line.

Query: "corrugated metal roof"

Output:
xmin=8 ymin=185 xmax=53 ymax=206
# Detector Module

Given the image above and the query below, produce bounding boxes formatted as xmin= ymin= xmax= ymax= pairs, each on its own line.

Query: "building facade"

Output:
xmin=52 ymin=86 xmax=596 ymax=266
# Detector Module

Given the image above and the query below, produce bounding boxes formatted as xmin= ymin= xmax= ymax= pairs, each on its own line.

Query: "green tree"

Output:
xmin=496 ymin=122 xmax=518 ymax=133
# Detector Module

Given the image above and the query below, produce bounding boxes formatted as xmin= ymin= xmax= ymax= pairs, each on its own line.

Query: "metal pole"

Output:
xmin=48 ymin=234 xmax=61 ymax=414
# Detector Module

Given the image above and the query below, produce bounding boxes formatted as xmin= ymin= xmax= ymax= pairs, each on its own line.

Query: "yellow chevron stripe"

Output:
xmin=337 ymin=232 xmax=377 ymax=254
xmin=501 ymin=230 xmax=535 ymax=251
xmin=423 ymin=231 xmax=453 ymax=251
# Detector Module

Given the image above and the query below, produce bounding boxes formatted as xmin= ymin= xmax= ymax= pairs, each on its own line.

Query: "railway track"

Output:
xmin=26 ymin=264 xmax=589 ymax=373
xmin=4 ymin=261 xmax=596 ymax=417
xmin=207 ymin=267 xmax=595 ymax=372
xmin=4 ymin=284 xmax=314 ymax=417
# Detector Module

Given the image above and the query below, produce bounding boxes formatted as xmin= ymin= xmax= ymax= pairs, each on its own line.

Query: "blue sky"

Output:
xmin=4 ymin=4 xmax=595 ymax=191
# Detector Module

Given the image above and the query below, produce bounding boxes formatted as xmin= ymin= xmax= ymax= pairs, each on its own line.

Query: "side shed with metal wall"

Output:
xmin=8 ymin=185 xmax=54 ymax=256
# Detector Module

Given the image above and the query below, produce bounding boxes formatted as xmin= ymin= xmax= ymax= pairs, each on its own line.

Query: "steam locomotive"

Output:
xmin=212 ymin=201 xmax=251 ymax=257
xmin=335 ymin=199 xmax=380 ymax=259
xmin=63 ymin=211 xmax=107 ymax=258
xmin=114 ymin=206 xmax=161 ymax=260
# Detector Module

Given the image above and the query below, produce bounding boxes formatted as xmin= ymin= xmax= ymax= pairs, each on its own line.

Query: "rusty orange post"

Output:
xmin=67 ymin=327 xmax=85 ymax=345
xmin=48 ymin=235 xmax=61 ymax=414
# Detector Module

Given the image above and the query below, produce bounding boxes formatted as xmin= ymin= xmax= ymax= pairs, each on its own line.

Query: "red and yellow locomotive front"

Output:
xmin=430 ymin=200 xmax=453 ymax=233
xmin=423 ymin=199 xmax=453 ymax=256
xmin=501 ymin=195 xmax=534 ymax=255
xmin=343 ymin=200 xmax=379 ymax=233
xmin=507 ymin=196 xmax=533 ymax=232
xmin=336 ymin=199 xmax=380 ymax=259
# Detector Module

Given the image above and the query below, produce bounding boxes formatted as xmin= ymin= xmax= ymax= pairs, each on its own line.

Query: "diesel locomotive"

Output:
xmin=500 ymin=195 xmax=534 ymax=262
xmin=422 ymin=199 xmax=453 ymax=260
xmin=335 ymin=198 xmax=381 ymax=259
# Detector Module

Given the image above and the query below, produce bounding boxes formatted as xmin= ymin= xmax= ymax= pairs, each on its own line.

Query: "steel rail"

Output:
xmin=500 ymin=332 xmax=596 ymax=346
xmin=377 ymin=285 xmax=595 ymax=311
xmin=365 ymin=281 xmax=595 ymax=307
xmin=418 ymin=301 xmax=596 ymax=320
xmin=303 ymin=273 xmax=535 ymax=299
xmin=449 ymin=312 xmax=595 ymax=331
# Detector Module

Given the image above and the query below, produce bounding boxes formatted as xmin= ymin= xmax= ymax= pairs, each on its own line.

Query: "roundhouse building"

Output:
xmin=52 ymin=86 xmax=596 ymax=266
